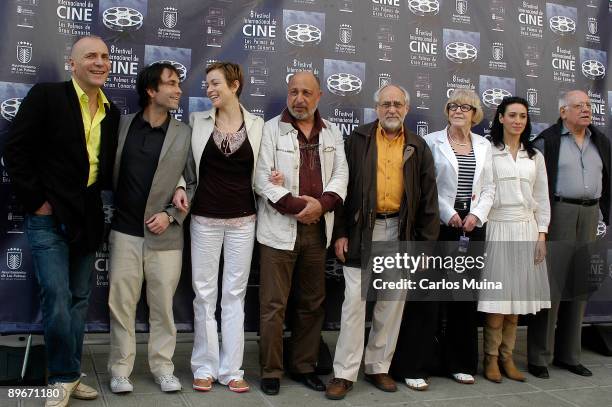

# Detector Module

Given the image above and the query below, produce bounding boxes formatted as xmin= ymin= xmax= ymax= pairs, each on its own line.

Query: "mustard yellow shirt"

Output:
xmin=72 ymin=78 xmax=109 ymax=186
xmin=376 ymin=124 xmax=405 ymax=213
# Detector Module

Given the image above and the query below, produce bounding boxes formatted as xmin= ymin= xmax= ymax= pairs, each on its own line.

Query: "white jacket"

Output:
xmin=424 ymin=128 xmax=495 ymax=226
xmin=254 ymin=114 xmax=348 ymax=250
xmin=188 ymin=105 xmax=264 ymax=186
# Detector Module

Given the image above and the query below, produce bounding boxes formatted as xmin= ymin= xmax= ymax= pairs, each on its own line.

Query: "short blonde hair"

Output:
xmin=444 ymin=89 xmax=484 ymax=125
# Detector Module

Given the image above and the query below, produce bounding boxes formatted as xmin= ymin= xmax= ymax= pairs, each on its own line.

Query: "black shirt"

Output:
xmin=112 ymin=112 xmax=169 ymax=237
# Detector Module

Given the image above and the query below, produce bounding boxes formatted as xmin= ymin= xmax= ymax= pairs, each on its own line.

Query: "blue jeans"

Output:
xmin=25 ymin=214 xmax=95 ymax=384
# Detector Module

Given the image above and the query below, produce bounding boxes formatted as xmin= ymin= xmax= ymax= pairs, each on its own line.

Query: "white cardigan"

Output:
xmin=188 ymin=105 xmax=264 ymax=186
xmin=424 ymin=128 xmax=495 ymax=226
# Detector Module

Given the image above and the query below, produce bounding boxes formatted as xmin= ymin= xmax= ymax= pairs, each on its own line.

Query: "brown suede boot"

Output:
xmin=499 ymin=315 xmax=526 ymax=382
xmin=483 ymin=314 xmax=504 ymax=383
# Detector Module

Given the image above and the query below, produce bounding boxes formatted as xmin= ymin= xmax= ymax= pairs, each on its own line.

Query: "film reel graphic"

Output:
xmin=407 ymin=0 xmax=440 ymax=16
xmin=285 ymin=24 xmax=322 ymax=47
xmin=581 ymin=60 xmax=606 ymax=80
xmin=482 ymin=88 xmax=512 ymax=109
xmin=103 ymin=7 xmax=144 ymax=32
xmin=549 ymin=15 xmax=576 ymax=35
xmin=445 ymin=41 xmax=478 ymax=63
xmin=152 ymin=60 xmax=187 ymax=82
xmin=1 ymin=98 xmax=21 ymax=122
xmin=326 ymin=73 xmax=362 ymax=96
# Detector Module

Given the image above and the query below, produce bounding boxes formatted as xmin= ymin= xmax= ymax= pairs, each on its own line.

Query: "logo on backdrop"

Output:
xmin=0 ymin=98 xmax=21 ymax=122
xmin=163 ymin=6 xmax=177 ymax=28
xmin=323 ymin=59 xmax=365 ymax=97
xmin=517 ymin=1 xmax=544 ymax=39
xmin=16 ymin=41 xmax=32 ymax=64
xmin=407 ymin=0 xmax=440 ymax=16
xmin=416 ymin=121 xmax=429 ymax=137
xmin=283 ymin=10 xmax=324 ymax=48
xmin=580 ymin=48 xmax=607 ymax=80
xmin=479 ymin=75 xmax=515 ymax=109
xmin=205 ymin=6 xmax=225 ymax=47
xmin=339 ymin=24 xmax=351 ymax=44
xmin=6 ymin=248 xmax=22 ymax=271
xmin=103 ymin=7 xmax=144 ymax=31
xmin=547 ymin=3 xmax=577 ymax=37
xmin=456 ymin=0 xmax=467 ymax=15
xmin=443 ymin=29 xmax=480 ymax=64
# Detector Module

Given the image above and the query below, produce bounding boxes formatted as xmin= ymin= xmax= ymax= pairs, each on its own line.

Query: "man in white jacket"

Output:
xmin=254 ymin=71 xmax=348 ymax=396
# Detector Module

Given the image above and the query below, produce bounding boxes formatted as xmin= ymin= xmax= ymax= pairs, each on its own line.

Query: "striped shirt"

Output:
xmin=453 ymin=147 xmax=476 ymax=201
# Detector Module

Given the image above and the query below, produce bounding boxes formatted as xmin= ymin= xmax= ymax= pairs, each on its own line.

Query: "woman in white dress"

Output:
xmin=478 ymin=96 xmax=551 ymax=383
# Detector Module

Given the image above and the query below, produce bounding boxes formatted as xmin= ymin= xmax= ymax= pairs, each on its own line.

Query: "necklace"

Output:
xmin=447 ymin=129 xmax=470 ymax=147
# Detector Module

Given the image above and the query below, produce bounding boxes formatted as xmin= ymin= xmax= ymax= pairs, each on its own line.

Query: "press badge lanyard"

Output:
xmin=458 ymin=230 xmax=469 ymax=253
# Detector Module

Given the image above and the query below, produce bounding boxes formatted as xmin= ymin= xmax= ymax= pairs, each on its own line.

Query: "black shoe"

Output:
xmin=527 ymin=364 xmax=549 ymax=379
xmin=260 ymin=378 xmax=280 ymax=395
xmin=552 ymin=360 xmax=593 ymax=377
xmin=290 ymin=372 xmax=326 ymax=391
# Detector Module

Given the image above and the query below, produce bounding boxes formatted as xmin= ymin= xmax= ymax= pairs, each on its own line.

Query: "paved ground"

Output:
xmin=2 ymin=328 xmax=612 ymax=407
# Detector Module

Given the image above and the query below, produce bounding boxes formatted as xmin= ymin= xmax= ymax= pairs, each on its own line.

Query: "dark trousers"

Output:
xmin=528 ymin=201 xmax=598 ymax=366
xmin=25 ymin=214 xmax=95 ymax=384
xmin=391 ymin=220 xmax=484 ymax=378
xmin=258 ymin=223 xmax=326 ymax=378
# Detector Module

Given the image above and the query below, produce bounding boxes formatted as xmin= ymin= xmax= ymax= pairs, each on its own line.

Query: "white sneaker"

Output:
xmin=110 ymin=376 xmax=133 ymax=393
xmin=155 ymin=374 xmax=182 ymax=392
xmin=45 ymin=378 xmax=80 ymax=407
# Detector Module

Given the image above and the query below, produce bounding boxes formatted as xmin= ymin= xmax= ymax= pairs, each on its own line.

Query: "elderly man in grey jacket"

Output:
xmin=254 ymin=71 xmax=348 ymax=396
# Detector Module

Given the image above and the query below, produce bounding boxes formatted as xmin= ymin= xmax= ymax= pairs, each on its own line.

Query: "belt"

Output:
xmin=554 ymin=196 xmax=599 ymax=206
xmin=376 ymin=212 xmax=399 ymax=219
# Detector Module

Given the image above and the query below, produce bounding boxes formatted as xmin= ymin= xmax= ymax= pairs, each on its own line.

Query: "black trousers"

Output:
xmin=390 ymin=211 xmax=484 ymax=378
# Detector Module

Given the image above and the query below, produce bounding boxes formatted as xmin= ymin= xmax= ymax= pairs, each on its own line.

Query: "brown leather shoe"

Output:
xmin=364 ymin=373 xmax=397 ymax=392
xmin=325 ymin=378 xmax=353 ymax=400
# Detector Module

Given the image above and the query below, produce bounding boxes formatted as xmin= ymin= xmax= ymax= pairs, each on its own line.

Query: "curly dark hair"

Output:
xmin=136 ymin=62 xmax=180 ymax=109
xmin=489 ymin=96 xmax=536 ymax=159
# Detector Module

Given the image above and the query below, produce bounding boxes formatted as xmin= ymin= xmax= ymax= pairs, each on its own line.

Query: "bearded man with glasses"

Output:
xmin=325 ymin=84 xmax=439 ymax=400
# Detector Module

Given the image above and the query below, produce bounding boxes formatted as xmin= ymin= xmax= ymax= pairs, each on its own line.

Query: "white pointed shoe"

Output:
xmin=404 ymin=378 xmax=429 ymax=391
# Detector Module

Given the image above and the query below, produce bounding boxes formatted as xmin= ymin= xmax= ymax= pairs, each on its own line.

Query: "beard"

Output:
xmin=288 ymin=105 xmax=316 ymax=121
xmin=380 ymin=117 xmax=402 ymax=133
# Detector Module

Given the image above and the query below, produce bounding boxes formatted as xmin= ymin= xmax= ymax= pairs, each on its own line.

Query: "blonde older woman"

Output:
xmin=391 ymin=89 xmax=494 ymax=390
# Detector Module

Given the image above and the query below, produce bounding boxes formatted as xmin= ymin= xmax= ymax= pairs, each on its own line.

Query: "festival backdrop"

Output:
xmin=0 ymin=0 xmax=611 ymax=333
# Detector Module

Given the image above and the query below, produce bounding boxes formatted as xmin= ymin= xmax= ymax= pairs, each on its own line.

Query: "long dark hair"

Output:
xmin=489 ymin=96 xmax=536 ymax=159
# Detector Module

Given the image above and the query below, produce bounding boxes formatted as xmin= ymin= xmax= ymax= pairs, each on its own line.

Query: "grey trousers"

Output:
xmin=527 ymin=201 xmax=598 ymax=366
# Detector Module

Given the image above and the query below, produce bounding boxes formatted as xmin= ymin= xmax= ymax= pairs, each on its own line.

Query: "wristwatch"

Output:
xmin=164 ymin=211 xmax=174 ymax=224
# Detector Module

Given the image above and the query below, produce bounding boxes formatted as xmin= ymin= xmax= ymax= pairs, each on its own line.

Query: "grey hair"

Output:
xmin=373 ymin=84 xmax=410 ymax=106
xmin=558 ymin=91 xmax=569 ymax=110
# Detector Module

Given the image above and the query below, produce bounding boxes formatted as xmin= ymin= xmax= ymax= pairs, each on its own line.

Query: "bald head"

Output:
xmin=69 ymin=36 xmax=110 ymax=95
xmin=287 ymin=71 xmax=322 ymax=122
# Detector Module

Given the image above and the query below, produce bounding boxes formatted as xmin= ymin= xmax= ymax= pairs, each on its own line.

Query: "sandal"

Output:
xmin=228 ymin=378 xmax=250 ymax=393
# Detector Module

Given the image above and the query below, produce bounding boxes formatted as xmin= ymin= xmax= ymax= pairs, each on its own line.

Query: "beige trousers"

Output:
xmin=107 ymin=230 xmax=182 ymax=378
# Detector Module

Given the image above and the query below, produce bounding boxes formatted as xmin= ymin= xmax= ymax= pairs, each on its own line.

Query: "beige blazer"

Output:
xmin=112 ymin=113 xmax=195 ymax=250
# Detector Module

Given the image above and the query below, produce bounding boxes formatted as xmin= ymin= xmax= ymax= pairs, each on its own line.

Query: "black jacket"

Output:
xmin=534 ymin=118 xmax=610 ymax=225
xmin=4 ymin=81 xmax=120 ymax=250
xmin=333 ymin=120 xmax=440 ymax=268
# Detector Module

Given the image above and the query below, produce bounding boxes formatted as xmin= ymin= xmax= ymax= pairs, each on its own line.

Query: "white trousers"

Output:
xmin=107 ymin=230 xmax=182 ymax=378
xmin=332 ymin=218 xmax=406 ymax=381
xmin=190 ymin=217 xmax=255 ymax=384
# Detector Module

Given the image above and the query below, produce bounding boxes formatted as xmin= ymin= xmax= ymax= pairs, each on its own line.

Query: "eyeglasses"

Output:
xmin=378 ymin=101 xmax=405 ymax=110
xmin=566 ymin=102 xmax=592 ymax=111
xmin=447 ymin=103 xmax=475 ymax=112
